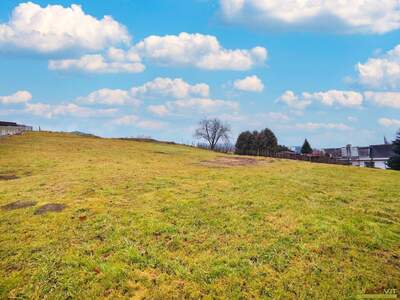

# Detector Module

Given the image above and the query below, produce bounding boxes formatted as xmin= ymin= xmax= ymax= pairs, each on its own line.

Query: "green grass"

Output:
xmin=0 ymin=132 xmax=399 ymax=299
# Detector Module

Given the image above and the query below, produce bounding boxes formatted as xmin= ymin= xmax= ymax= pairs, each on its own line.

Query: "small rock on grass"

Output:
xmin=34 ymin=203 xmax=66 ymax=215
xmin=1 ymin=200 xmax=37 ymax=211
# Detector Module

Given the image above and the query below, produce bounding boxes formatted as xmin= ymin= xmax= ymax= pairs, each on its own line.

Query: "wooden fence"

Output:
xmin=237 ymin=150 xmax=351 ymax=166
xmin=195 ymin=144 xmax=350 ymax=166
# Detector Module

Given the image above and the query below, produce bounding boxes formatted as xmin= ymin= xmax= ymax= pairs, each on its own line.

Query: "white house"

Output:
xmin=0 ymin=121 xmax=33 ymax=136
xmin=324 ymin=144 xmax=394 ymax=169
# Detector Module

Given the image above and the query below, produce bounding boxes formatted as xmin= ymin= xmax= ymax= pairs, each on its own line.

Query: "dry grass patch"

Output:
xmin=199 ymin=156 xmax=264 ymax=167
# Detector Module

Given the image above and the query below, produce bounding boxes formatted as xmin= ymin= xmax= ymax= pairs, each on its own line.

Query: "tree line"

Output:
xmin=194 ymin=118 xmax=400 ymax=170
xmin=194 ymin=118 xmax=312 ymax=155
xmin=234 ymin=129 xmax=291 ymax=155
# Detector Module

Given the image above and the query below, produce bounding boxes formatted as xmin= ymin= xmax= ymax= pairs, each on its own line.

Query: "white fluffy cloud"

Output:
xmin=147 ymin=105 xmax=171 ymax=116
xmin=75 ymin=77 xmax=208 ymax=110
xmin=295 ymin=122 xmax=352 ymax=131
xmin=0 ymin=2 xmax=130 ymax=53
xmin=304 ymin=90 xmax=363 ymax=107
xmin=219 ymin=111 xmax=289 ymax=124
xmin=0 ymin=91 xmax=32 ymax=104
xmin=233 ymin=75 xmax=264 ymax=92
xmin=76 ymin=88 xmax=140 ymax=106
xmin=113 ymin=115 xmax=139 ymax=125
xmin=356 ymin=45 xmax=400 ymax=89
xmin=378 ymin=118 xmax=400 ymax=127
xmin=48 ymin=32 xmax=267 ymax=73
xmin=132 ymin=32 xmax=267 ymax=71
xmin=220 ymin=0 xmax=400 ymax=34
xmin=364 ymin=91 xmax=400 ymax=109
xmin=49 ymin=49 xmax=145 ymax=74
xmin=279 ymin=90 xmax=363 ymax=109
xmin=278 ymin=91 xmax=312 ymax=110
xmin=25 ymin=103 xmax=117 ymax=118
xmin=131 ymin=77 xmax=210 ymax=99
xmin=147 ymin=98 xmax=240 ymax=117
xmin=171 ymin=98 xmax=239 ymax=113
xmin=112 ymin=115 xmax=166 ymax=129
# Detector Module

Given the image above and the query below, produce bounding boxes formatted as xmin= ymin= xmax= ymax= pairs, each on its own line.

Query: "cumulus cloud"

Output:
xmin=264 ymin=112 xmax=290 ymax=121
xmin=25 ymin=103 xmax=117 ymax=118
xmin=147 ymin=98 xmax=240 ymax=117
xmin=278 ymin=91 xmax=312 ymax=110
xmin=75 ymin=77 xmax=208 ymax=110
xmin=364 ymin=91 xmax=400 ymax=109
xmin=304 ymin=90 xmax=363 ymax=107
xmin=356 ymin=45 xmax=400 ymax=89
xmin=136 ymin=120 xmax=167 ymax=130
xmin=132 ymin=32 xmax=267 ymax=71
xmin=279 ymin=90 xmax=363 ymax=109
xmin=49 ymin=49 xmax=145 ymax=74
xmin=131 ymin=77 xmax=210 ymax=99
xmin=0 ymin=91 xmax=32 ymax=104
xmin=147 ymin=105 xmax=170 ymax=116
xmin=0 ymin=2 xmax=130 ymax=53
xmin=112 ymin=115 xmax=166 ymax=129
xmin=48 ymin=32 xmax=267 ymax=73
xmin=294 ymin=122 xmax=352 ymax=131
xmin=112 ymin=115 xmax=139 ymax=125
xmin=170 ymin=98 xmax=239 ymax=114
xmin=233 ymin=75 xmax=264 ymax=92
xmin=76 ymin=88 xmax=140 ymax=106
xmin=219 ymin=111 xmax=289 ymax=124
xmin=219 ymin=0 xmax=400 ymax=34
xmin=378 ymin=117 xmax=400 ymax=127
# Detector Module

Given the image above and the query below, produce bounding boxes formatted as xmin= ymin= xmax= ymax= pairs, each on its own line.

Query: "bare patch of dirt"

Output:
xmin=200 ymin=156 xmax=262 ymax=167
xmin=0 ymin=174 xmax=19 ymax=181
xmin=34 ymin=203 xmax=66 ymax=215
xmin=1 ymin=200 xmax=37 ymax=211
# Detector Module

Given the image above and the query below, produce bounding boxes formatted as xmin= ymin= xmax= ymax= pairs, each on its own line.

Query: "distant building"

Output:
xmin=290 ymin=146 xmax=302 ymax=154
xmin=323 ymin=144 xmax=394 ymax=169
xmin=0 ymin=121 xmax=33 ymax=136
xmin=369 ymin=144 xmax=394 ymax=169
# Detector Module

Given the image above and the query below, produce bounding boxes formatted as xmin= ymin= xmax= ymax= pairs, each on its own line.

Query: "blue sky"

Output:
xmin=1 ymin=0 xmax=400 ymax=147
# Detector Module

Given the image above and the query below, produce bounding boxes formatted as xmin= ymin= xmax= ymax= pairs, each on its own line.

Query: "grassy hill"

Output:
xmin=0 ymin=132 xmax=399 ymax=299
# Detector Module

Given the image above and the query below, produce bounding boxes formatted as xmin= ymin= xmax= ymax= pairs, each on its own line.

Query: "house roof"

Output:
xmin=324 ymin=148 xmax=342 ymax=157
xmin=0 ymin=121 xmax=18 ymax=126
xmin=370 ymin=144 xmax=394 ymax=158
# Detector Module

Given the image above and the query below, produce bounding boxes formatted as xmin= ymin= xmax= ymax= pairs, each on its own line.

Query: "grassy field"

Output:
xmin=0 ymin=132 xmax=399 ymax=299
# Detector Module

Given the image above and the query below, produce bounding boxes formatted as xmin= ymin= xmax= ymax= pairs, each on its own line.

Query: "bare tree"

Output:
xmin=194 ymin=118 xmax=231 ymax=150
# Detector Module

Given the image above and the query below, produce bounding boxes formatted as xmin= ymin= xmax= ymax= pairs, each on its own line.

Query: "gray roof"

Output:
xmin=0 ymin=121 xmax=18 ymax=126
xmin=370 ymin=144 xmax=394 ymax=158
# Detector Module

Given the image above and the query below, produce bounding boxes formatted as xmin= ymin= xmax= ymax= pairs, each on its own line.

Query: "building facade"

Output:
xmin=324 ymin=144 xmax=394 ymax=169
xmin=0 ymin=121 xmax=33 ymax=136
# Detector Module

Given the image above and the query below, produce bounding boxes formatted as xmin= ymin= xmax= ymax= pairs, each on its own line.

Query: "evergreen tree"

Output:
xmin=235 ymin=128 xmax=278 ymax=155
xmin=301 ymin=139 xmax=313 ymax=154
xmin=387 ymin=130 xmax=400 ymax=170
xmin=258 ymin=128 xmax=278 ymax=153
xmin=235 ymin=131 xmax=254 ymax=155
xmin=276 ymin=145 xmax=290 ymax=152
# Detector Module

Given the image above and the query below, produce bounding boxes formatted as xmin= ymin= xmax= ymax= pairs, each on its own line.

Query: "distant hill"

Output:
xmin=69 ymin=131 xmax=99 ymax=138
